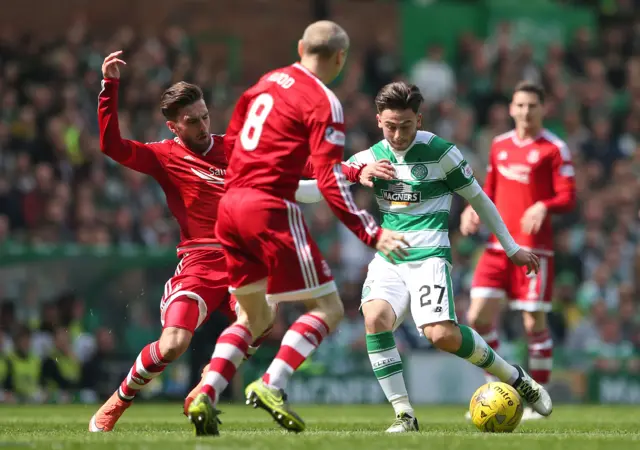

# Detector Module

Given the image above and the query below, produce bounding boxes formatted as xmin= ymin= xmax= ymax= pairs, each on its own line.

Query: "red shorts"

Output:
xmin=470 ymin=249 xmax=554 ymax=312
xmin=216 ymin=188 xmax=337 ymax=302
xmin=159 ymin=249 xmax=237 ymax=332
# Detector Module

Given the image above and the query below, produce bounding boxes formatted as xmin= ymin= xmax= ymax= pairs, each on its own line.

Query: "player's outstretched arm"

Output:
xmin=314 ymin=162 xmax=380 ymax=245
xmin=300 ymin=151 xmax=394 ymax=192
xmin=465 ymin=189 xmax=539 ymax=274
xmin=313 ymin=162 xmax=408 ymax=262
xmin=441 ymin=144 xmax=538 ymax=273
xmin=302 ymin=158 xmax=392 ymax=185
xmin=296 ymin=157 xmax=395 ymax=203
xmin=99 ymin=51 xmax=164 ymax=175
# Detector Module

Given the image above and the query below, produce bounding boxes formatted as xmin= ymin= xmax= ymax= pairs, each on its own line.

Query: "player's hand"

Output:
xmin=521 ymin=201 xmax=548 ymax=235
xmin=102 ymin=50 xmax=126 ymax=79
xmin=460 ymin=205 xmax=481 ymax=236
xmin=375 ymin=228 xmax=410 ymax=264
xmin=359 ymin=159 xmax=395 ymax=187
xmin=509 ymin=249 xmax=539 ymax=275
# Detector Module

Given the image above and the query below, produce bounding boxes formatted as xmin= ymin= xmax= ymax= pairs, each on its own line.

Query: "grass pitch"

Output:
xmin=0 ymin=403 xmax=639 ymax=450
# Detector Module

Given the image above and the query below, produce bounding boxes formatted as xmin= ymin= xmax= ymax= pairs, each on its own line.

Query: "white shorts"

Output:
xmin=361 ymin=255 xmax=456 ymax=331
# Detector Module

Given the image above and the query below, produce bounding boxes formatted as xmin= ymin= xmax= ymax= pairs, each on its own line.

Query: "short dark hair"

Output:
xmin=513 ymin=81 xmax=545 ymax=103
xmin=374 ymin=82 xmax=424 ymax=114
xmin=160 ymin=82 xmax=204 ymax=121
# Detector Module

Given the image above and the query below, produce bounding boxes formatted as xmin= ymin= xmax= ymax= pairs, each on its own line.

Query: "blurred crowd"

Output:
xmin=0 ymin=292 xmax=121 ymax=403
xmin=2 ymin=10 xmax=640 ymax=401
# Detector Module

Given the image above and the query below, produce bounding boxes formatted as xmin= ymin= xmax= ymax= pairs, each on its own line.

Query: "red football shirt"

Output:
xmin=224 ymin=63 xmax=380 ymax=247
xmin=483 ymin=129 xmax=576 ymax=255
xmin=98 ymin=78 xmax=227 ymax=254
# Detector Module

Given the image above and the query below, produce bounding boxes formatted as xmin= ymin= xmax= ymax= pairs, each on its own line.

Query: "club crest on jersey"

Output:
xmin=410 ymin=164 xmax=428 ymax=180
xmin=381 ymin=182 xmax=421 ymax=204
xmin=324 ymin=126 xmax=345 ymax=146
xmin=497 ymin=151 xmax=508 ymax=161
xmin=527 ymin=150 xmax=540 ymax=164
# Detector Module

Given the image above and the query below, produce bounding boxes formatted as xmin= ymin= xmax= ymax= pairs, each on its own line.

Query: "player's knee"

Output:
xmin=311 ymin=292 xmax=344 ymax=331
xmin=522 ymin=310 xmax=547 ymax=334
xmin=362 ymin=301 xmax=395 ymax=333
xmin=467 ymin=298 xmax=498 ymax=329
xmin=321 ymin=299 xmax=344 ymax=330
xmin=159 ymin=327 xmax=192 ymax=361
xmin=237 ymin=300 xmax=274 ymax=339
xmin=467 ymin=311 xmax=492 ymax=332
xmin=422 ymin=321 xmax=460 ymax=353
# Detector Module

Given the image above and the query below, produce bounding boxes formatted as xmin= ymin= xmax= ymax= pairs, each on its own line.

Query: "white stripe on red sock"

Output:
xmin=119 ymin=341 xmax=169 ymax=400
xmin=528 ymin=329 xmax=553 ymax=385
xmin=201 ymin=324 xmax=252 ymax=405
xmin=262 ymin=314 xmax=329 ymax=390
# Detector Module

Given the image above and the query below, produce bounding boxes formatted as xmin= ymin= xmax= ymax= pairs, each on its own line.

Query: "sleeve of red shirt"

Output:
xmin=307 ymin=100 xmax=381 ymax=248
xmin=542 ymin=142 xmax=577 ymax=213
xmin=223 ymin=91 xmax=251 ymax=162
xmin=98 ymin=78 xmax=167 ymax=175
xmin=302 ymin=158 xmax=364 ymax=183
xmin=482 ymin=142 xmax=497 ymax=200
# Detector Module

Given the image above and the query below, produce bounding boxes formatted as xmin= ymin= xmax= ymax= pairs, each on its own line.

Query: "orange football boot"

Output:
xmin=89 ymin=391 xmax=132 ymax=432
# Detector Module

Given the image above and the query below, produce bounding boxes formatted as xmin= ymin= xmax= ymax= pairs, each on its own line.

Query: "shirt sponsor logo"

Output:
xmin=381 ymin=182 xmax=421 ymax=204
xmin=325 ymin=126 xmax=345 ymax=146
xmin=190 ymin=167 xmax=225 ymax=185
xmin=497 ymin=164 xmax=531 ymax=184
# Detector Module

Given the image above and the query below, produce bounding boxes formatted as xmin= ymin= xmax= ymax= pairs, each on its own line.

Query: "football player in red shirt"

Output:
xmin=187 ymin=21 xmax=407 ymax=435
xmin=88 ymin=51 xmax=245 ymax=432
xmin=460 ymin=81 xmax=576 ymax=419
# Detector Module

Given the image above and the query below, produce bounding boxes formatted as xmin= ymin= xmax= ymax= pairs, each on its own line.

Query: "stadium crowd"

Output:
xmin=1 ymin=13 xmax=640 ymax=401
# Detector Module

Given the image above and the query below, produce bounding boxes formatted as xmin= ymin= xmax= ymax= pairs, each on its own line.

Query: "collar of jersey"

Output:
xmin=174 ymin=135 xmax=215 ymax=156
xmin=384 ymin=132 xmax=420 ymax=161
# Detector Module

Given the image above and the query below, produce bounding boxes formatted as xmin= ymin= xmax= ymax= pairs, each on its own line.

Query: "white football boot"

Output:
xmin=511 ymin=365 xmax=552 ymax=417
xmin=386 ymin=412 xmax=419 ymax=433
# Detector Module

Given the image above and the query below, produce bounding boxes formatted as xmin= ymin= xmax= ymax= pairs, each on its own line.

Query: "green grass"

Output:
xmin=1 ymin=404 xmax=640 ymax=449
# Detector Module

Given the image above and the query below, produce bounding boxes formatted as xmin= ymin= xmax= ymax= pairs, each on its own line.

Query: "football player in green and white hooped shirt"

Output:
xmin=296 ymin=82 xmax=553 ymax=432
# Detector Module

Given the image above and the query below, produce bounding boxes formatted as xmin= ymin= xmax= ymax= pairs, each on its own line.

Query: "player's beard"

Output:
xmin=185 ymin=134 xmax=212 ymax=154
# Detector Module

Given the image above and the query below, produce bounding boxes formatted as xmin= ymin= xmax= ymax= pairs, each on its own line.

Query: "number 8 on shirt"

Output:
xmin=219 ymin=64 xmax=379 ymax=302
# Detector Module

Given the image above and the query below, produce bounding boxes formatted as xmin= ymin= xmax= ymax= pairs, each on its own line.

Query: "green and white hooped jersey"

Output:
xmin=347 ymin=130 xmax=481 ymax=263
